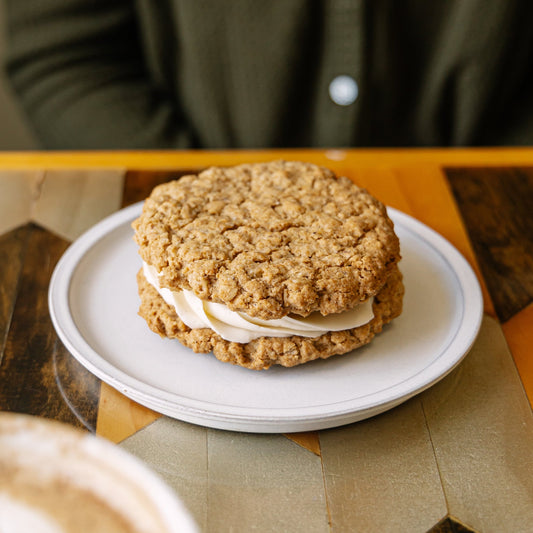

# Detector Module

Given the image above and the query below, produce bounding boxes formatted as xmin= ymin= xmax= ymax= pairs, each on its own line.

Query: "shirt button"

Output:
xmin=329 ymin=75 xmax=359 ymax=106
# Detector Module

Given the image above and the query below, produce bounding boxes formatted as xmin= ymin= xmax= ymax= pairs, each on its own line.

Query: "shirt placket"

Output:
xmin=314 ymin=0 xmax=365 ymax=147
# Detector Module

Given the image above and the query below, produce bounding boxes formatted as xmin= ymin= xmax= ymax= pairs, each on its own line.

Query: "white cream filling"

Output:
xmin=143 ymin=262 xmax=374 ymax=343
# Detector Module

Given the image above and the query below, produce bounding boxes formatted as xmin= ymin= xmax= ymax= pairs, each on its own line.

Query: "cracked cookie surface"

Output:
xmin=133 ymin=160 xmax=400 ymax=320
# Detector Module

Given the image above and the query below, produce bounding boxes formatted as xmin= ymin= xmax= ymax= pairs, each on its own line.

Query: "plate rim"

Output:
xmin=49 ymin=203 xmax=483 ymax=432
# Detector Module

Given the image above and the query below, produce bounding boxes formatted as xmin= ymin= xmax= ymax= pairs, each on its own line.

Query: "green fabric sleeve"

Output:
xmin=4 ymin=0 xmax=533 ymax=149
xmin=3 ymin=0 xmax=194 ymax=149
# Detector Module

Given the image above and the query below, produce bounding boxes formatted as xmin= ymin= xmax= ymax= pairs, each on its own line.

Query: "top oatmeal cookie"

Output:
xmin=132 ymin=160 xmax=400 ymax=320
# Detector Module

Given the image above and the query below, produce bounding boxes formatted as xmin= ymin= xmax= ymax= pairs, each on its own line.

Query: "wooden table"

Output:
xmin=1 ymin=148 xmax=532 ymax=532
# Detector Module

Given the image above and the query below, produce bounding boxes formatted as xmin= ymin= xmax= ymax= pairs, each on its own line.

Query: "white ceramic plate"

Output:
xmin=49 ymin=203 xmax=483 ymax=433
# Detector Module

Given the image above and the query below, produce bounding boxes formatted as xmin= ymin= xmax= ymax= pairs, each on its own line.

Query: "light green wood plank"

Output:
xmin=120 ymin=417 xmax=208 ymax=531
xmin=320 ymin=399 xmax=446 ymax=532
xmin=421 ymin=315 xmax=533 ymax=532
xmin=206 ymin=430 xmax=329 ymax=533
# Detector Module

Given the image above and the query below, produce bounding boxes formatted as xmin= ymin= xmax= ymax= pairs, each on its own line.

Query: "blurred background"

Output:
xmin=0 ymin=1 xmax=36 ymax=149
xmin=1 ymin=2 xmax=531 ymax=151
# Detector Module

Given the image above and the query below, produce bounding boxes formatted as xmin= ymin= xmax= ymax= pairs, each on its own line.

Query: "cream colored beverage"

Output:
xmin=0 ymin=413 xmax=197 ymax=533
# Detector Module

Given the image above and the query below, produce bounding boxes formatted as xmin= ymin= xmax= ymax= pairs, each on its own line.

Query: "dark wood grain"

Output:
xmin=446 ymin=167 xmax=533 ymax=323
xmin=429 ymin=516 xmax=478 ymax=532
xmin=122 ymin=169 xmax=203 ymax=207
xmin=0 ymin=224 xmax=100 ymax=430
xmin=0 ymin=226 xmax=30 ymax=365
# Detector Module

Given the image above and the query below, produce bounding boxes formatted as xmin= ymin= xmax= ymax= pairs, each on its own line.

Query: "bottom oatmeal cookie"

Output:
xmin=136 ymin=267 xmax=404 ymax=370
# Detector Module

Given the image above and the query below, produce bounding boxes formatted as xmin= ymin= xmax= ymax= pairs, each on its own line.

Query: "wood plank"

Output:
xmin=96 ymin=382 xmax=161 ymax=443
xmin=32 ymin=169 xmax=124 ymax=241
xmin=320 ymin=399 xmax=447 ymax=532
xmin=0 ymin=225 xmax=100 ymax=429
xmin=502 ymin=302 xmax=533 ymax=407
xmin=0 ymin=171 xmax=43 ymax=236
xmin=394 ymin=164 xmax=495 ymax=317
xmin=421 ymin=316 xmax=533 ymax=532
xmin=206 ymin=429 xmax=328 ymax=533
xmin=283 ymin=431 xmax=321 ymax=456
xmin=446 ymin=167 xmax=533 ymax=322
xmin=0 ymin=227 xmax=29 ymax=365
xmin=120 ymin=417 xmax=208 ymax=531
xmin=345 ymin=165 xmax=415 ymax=215
xmin=429 ymin=517 xmax=478 ymax=532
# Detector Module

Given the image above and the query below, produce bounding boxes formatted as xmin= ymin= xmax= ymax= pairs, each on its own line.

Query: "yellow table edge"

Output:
xmin=1 ymin=146 xmax=533 ymax=169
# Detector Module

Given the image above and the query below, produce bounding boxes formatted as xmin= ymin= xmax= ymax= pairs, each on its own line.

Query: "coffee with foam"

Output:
xmin=0 ymin=414 xmax=197 ymax=533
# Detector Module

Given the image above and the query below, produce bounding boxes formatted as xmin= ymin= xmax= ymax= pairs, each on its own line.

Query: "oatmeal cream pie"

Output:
xmin=132 ymin=160 xmax=404 ymax=370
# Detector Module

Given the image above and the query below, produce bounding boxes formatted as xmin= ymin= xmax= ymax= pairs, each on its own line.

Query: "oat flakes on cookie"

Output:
xmin=133 ymin=160 xmax=404 ymax=370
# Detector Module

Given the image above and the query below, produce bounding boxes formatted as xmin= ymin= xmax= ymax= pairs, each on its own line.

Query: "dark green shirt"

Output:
xmin=4 ymin=1 xmax=533 ymax=149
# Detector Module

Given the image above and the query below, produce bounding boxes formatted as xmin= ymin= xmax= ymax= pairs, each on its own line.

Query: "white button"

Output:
xmin=328 ymin=75 xmax=358 ymax=106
